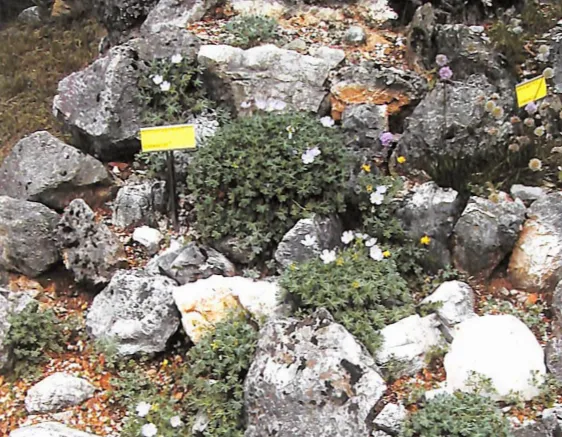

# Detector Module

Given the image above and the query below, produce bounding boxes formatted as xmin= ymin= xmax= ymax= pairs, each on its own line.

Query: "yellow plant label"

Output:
xmin=515 ymin=75 xmax=547 ymax=108
xmin=140 ymin=124 xmax=196 ymax=152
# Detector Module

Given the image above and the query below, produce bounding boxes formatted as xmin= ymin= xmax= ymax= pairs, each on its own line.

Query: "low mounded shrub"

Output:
xmin=225 ymin=14 xmax=278 ymax=48
xmin=401 ymin=392 xmax=511 ymax=437
xmin=280 ymin=239 xmax=415 ymax=354
xmin=187 ymin=112 xmax=352 ymax=263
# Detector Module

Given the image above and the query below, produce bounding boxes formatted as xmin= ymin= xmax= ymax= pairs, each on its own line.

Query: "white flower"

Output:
xmin=301 ymin=234 xmax=317 ymax=247
xmin=152 ymin=75 xmax=163 ymax=85
xmin=170 ymin=416 xmax=183 ymax=428
xmin=171 ymin=54 xmax=183 ymax=64
xmin=320 ymin=249 xmax=337 ymax=264
xmin=370 ymin=192 xmax=384 ymax=205
xmin=240 ymin=100 xmax=252 ymax=109
xmin=136 ymin=402 xmax=152 ymax=417
xmin=141 ymin=423 xmax=158 ymax=437
xmin=356 ymin=233 xmax=370 ymax=240
xmin=160 ymin=81 xmax=171 ymax=92
xmin=365 ymin=237 xmax=378 ymax=247
xmin=341 ymin=231 xmax=355 ymax=245
xmin=301 ymin=147 xmax=321 ymax=165
xmin=376 ymin=185 xmax=388 ymax=194
xmin=320 ymin=116 xmax=335 ymax=128
xmin=369 ymin=245 xmax=384 ymax=261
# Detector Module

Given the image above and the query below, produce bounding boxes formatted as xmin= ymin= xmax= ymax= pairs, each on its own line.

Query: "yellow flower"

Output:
xmin=289 ymin=263 xmax=296 ymax=271
xmin=529 ymin=158 xmax=542 ymax=172
xmin=397 ymin=156 xmax=406 ymax=164
xmin=211 ymin=341 xmax=219 ymax=350
xmin=352 ymin=253 xmax=359 ymax=261
xmin=383 ymin=250 xmax=391 ymax=258
xmin=420 ymin=235 xmax=431 ymax=246
xmin=362 ymin=164 xmax=371 ymax=173
xmin=161 ymin=359 xmax=169 ymax=368
xmin=232 ymin=162 xmax=239 ymax=168
xmin=366 ymin=184 xmax=373 ymax=193
xmin=352 ymin=281 xmax=360 ymax=289
xmin=336 ymin=257 xmax=344 ymax=266
xmin=152 ymin=404 xmax=159 ymax=412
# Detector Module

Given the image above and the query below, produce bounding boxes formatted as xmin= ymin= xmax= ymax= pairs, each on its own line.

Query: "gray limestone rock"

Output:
xmin=0 ymin=131 xmax=113 ymax=211
xmin=373 ymin=403 xmax=407 ymax=436
xmin=244 ymin=309 xmax=387 ymax=437
xmin=146 ymin=241 xmax=235 ymax=285
xmin=141 ymin=0 xmax=219 ymax=34
xmin=421 ymin=281 xmax=476 ymax=341
xmin=510 ymin=184 xmax=546 ymax=205
xmin=53 ymin=29 xmax=200 ymax=161
xmin=509 ymin=193 xmax=562 ymax=293
xmin=112 ymin=181 xmax=166 ymax=229
xmin=10 ymin=422 xmax=100 ymax=437
xmin=274 ymin=215 xmax=343 ymax=269
xmin=345 ymin=25 xmax=367 ymax=44
xmin=394 ymin=74 xmax=514 ymax=185
xmin=0 ymin=196 xmax=60 ymax=277
xmin=395 ymin=182 xmax=463 ymax=271
xmin=198 ymin=44 xmax=344 ymax=115
xmin=86 ymin=269 xmax=179 ymax=355
xmin=25 ymin=372 xmax=96 ymax=414
xmin=57 ymin=199 xmax=126 ymax=290
xmin=452 ymin=194 xmax=526 ymax=280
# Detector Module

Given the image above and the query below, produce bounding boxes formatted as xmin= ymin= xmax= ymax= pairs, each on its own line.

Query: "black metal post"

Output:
xmin=167 ymin=151 xmax=179 ymax=232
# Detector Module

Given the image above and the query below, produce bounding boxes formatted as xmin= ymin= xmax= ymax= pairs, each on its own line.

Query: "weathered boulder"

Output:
xmin=92 ymin=0 xmax=158 ymax=41
xmin=25 ymin=372 xmax=95 ymax=414
xmin=57 ymin=199 xmax=126 ymax=290
xmin=17 ymin=6 xmax=42 ymax=24
xmin=10 ymin=422 xmax=100 ymax=437
xmin=394 ymin=74 xmax=513 ymax=185
xmin=510 ymin=184 xmax=546 ymax=205
xmin=173 ymin=275 xmax=278 ymax=343
xmin=330 ymin=62 xmax=427 ymax=120
xmin=86 ymin=270 xmax=179 ymax=355
xmin=0 ymin=289 xmax=35 ymax=371
xmin=341 ymin=104 xmax=388 ymax=155
xmin=452 ymin=194 xmax=526 ymax=280
xmin=112 ymin=181 xmax=166 ymax=229
xmin=146 ymin=241 xmax=235 ymax=285
xmin=376 ymin=314 xmax=445 ymax=378
xmin=53 ymin=29 xmax=199 ymax=161
xmin=212 ymin=236 xmax=256 ymax=265
xmin=509 ymin=193 xmax=562 ymax=293
xmin=141 ymin=0 xmax=218 ymax=34
xmin=553 ymin=280 xmax=562 ymax=334
xmin=373 ymin=403 xmax=407 ymax=436
xmin=0 ymin=197 xmax=60 ymax=277
xmin=0 ymin=131 xmax=113 ymax=211
xmin=274 ymin=215 xmax=343 ymax=269
xmin=395 ymin=181 xmax=463 ymax=270
xmin=198 ymin=44 xmax=344 ymax=115
xmin=244 ymin=309 xmax=387 ymax=437
xmin=444 ymin=315 xmax=545 ymax=401
xmin=421 ymin=281 xmax=476 ymax=341
xmin=132 ymin=226 xmax=162 ymax=255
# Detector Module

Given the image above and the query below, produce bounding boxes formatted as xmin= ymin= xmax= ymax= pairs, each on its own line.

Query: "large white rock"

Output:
xmin=25 ymin=372 xmax=95 ymax=414
xmin=444 ymin=315 xmax=546 ymax=400
xmin=10 ymin=422 xmax=100 ymax=437
xmin=376 ymin=314 xmax=445 ymax=377
xmin=132 ymin=226 xmax=162 ymax=255
xmin=421 ymin=281 xmax=476 ymax=340
xmin=173 ymin=275 xmax=279 ymax=342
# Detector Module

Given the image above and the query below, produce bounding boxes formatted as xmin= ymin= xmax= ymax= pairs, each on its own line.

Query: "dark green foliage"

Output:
xmin=187 ymin=112 xmax=352 ymax=263
xmin=5 ymin=301 xmax=69 ymax=378
xmin=181 ymin=312 xmax=259 ymax=437
xmin=280 ymin=243 xmax=415 ymax=354
xmin=137 ymin=57 xmax=210 ymax=126
xmin=401 ymin=392 xmax=511 ymax=437
xmin=225 ymin=14 xmax=278 ymax=48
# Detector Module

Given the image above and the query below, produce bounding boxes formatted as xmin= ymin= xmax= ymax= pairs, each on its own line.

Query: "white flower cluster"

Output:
xmin=135 ymin=402 xmax=183 ymax=436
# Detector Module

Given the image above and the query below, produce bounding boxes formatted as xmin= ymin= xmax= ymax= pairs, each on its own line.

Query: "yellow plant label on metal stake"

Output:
xmin=140 ymin=124 xmax=196 ymax=152
xmin=515 ymin=75 xmax=547 ymax=108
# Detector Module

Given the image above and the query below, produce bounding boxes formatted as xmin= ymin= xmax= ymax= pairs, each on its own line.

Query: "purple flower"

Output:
xmin=525 ymin=102 xmax=538 ymax=115
xmin=435 ymin=54 xmax=449 ymax=67
xmin=379 ymin=131 xmax=394 ymax=147
xmin=439 ymin=66 xmax=453 ymax=81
